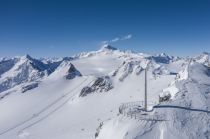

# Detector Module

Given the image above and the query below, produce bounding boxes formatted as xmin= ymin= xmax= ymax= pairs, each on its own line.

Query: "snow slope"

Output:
xmin=97 ymin=61 xmax=210 ymax=139
xmin=0 ymin=46 xmax=210 ymax=139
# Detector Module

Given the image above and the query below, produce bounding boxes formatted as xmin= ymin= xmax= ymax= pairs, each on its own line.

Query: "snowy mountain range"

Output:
xmin=0 ymin=45 xmax=210 ymax=139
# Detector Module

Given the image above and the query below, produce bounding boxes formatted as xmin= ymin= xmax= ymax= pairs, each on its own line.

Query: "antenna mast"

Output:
xmin=144 ymin=65 xmax=148 ymax=111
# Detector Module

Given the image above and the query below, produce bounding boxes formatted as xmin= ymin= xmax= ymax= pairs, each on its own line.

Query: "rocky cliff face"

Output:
xmin=80 ymin=76 xmax=113 ymax=97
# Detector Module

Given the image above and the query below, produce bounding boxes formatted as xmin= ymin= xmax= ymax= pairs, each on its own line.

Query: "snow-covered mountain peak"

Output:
xmin=198 ymin=52 xmax=210 ymax=59
xmin=73 ymin=44 xmax=120 ymax=59
xmin=159 ymin=52 xmax=169 ymax=57
xmin=0 ymin=55 xmax=52 ymax=93
xmin=47 ymin=60 xmax=72 ymax=78
xmin=17 ymin=54 xmax=33 ymax=65
xmin=58 ymin=59 xmax=72 ymax=67
xmin=20 ymin=54 xmax=33 ymax=60
xmin=47 ymin=60 xmax=81 ymax=80
xmin=194 ymin=52 xmax=210 ymax=66
xmin=150 ymin=52 xmax=173 ymax=64
xmin=202 ymin=51 xmax=210 ymax=55
xmin=99 ymin=44 xmax=118 ymax=51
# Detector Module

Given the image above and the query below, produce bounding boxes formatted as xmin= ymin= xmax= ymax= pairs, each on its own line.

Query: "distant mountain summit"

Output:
xmin=0 ymin=54 xmax=79 ymax=93
xmin=100 ymin=44 xmax=118 ymax=51
xmin=195 ymin=51 xmax=210 ymax=66
xmin=151 ymin=53 xmax=173 ymax=64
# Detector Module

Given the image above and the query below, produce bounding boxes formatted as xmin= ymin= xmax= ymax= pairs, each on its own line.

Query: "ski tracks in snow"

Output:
xmin=0 ymin=76 xmax=94 ymax=138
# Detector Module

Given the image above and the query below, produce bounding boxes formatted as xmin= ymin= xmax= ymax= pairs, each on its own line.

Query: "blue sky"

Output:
xmin=0 ymin=0 xmax=210 ymax=57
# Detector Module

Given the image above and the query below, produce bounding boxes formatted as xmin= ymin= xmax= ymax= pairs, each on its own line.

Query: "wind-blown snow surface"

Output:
xmin=0 ymin=46 xmax=210 ymax=139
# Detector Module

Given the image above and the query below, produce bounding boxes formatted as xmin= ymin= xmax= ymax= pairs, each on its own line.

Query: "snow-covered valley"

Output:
xmin=0 ymin=45 xmax=210 ymax=139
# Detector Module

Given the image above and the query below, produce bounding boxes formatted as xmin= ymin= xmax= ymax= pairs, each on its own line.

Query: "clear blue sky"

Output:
xmin=0 ymin=0 xmax=210 ymax=57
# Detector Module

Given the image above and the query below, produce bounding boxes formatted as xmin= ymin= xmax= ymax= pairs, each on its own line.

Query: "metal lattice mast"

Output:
xmin=144 ymin=66 xmax=147 ymax=111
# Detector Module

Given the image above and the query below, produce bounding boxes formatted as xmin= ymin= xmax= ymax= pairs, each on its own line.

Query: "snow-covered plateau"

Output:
xmin=0 ymin=45 xmax=210 ymax=139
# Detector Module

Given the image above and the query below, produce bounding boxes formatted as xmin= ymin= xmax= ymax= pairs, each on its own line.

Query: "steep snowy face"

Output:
xmin=0 ymin=55 xmax=76 ymax=93
xmin=40 ymin=56 xmax=73 ymax=63
xmin=48 ymin=60 xmax=81 ymax=80
xmin=111 ymin=60 xmax=145 ymax=81
xmin=174 ymin=62 xmax=210 ymax=107
xmin=194 ymin=52 xmax=210 ymax=66
xmin=188 ymin=62 xmax=210 ymax=83
xmin=159 ymin=62 xmax=210 ymax=139
xmin=112 ymin=58 xmax=173 ymax=81
xmin=0 ymin=55 xmax=50 ymax=93
xmin=97 ymin=62 xmax=210 ymax=139
xmin=150 ymin=53 xmax=173 ymax=64
xmin=0 ymin=58 xmax=18 ymax=77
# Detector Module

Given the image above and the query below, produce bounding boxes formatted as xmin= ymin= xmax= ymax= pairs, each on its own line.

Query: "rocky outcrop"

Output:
xmin=80 ymin=76 xmax=113 ymax=97
xmin=0 ymin=55 xmax=48 ymax=93
xmin=66 ymin=64 xmax=82 ymax=79
xmin=21 ymin=82 xmax=38 ymax=93
xmin=111 ymin=60 xmax=144 ymax=81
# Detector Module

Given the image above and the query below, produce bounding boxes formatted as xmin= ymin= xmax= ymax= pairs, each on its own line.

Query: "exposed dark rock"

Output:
xmin=100 ymin=44 xmax=117 ymax=51
xmin=80 ymin=76 xmax=113 ymax=97
xmin=170 ymin=72 xmax=178 ymax=75
xmin=0 ymin=92 xmax=11 ymax=100
xmin=91 ymin=77 xmax=113 ymax=92
xmin=80 ymin=86 xmax=93 ymax=97
xmin=66 ymin=64 xmax=82 ymax=79
xmin=95 ymin=122 xmax=103 ymax=138
xmin=150 ymin=53 xmax=172 ymax=64
xmin=159 ymin=93 xmax=171 ymax=102
xmin=21 ymin=82 xmax=38 ymax=93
